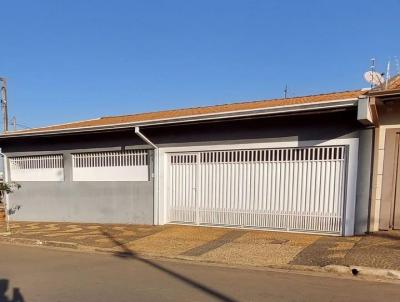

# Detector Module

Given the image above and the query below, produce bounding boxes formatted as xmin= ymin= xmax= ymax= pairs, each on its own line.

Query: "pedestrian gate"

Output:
xmin=166 ymin=146 xmax=348 ymax=234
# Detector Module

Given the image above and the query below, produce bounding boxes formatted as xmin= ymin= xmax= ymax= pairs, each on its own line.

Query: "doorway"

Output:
xmin=391 ymin=133 xmax=400 ymax=229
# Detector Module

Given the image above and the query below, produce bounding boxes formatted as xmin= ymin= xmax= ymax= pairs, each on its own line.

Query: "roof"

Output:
xmin=386 ymin=75 xmax=400 ymax=90
xmin=367 ymin=74 xmax=400 ymax=98
xmin=370 ymin=74 xmax=400 ymax=92
xmin=1 ymin=89 xmax=363 ymax=137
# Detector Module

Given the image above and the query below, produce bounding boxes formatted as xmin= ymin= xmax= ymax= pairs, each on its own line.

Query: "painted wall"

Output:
xmin=354 ymin=128 xmax=373 ymax=234
xmin=2 ymin=134 xmax=154 ymax=224
xmin=0 ymin=108 xmax=372 ymax=233
xmin=370 ymin=99 xmax=400 ymax=231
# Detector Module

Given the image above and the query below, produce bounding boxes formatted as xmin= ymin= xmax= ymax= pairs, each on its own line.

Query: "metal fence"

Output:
xmin=9 ymin=155 xmax=64 ymax=181
xmin=167 ymin=146 xmax=347 ymax=234
xmin=72 ymin=150 xmax=149 ymax=181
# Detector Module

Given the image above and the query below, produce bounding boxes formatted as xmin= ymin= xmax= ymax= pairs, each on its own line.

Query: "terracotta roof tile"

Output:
xmin=371 ymin=74 xmax=400 ymax=92
xmin=4 ymin=89 xmax=362 ymax=136
xmin=387 ymin=75 xmax=400 ymax=90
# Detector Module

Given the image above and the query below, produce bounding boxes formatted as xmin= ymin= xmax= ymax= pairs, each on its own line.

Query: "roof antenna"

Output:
xmin=11 ymin=116 xmax=16 ymax=131
xmin=385 ymin=59 xmax=391 ymax=89
xmin=284 ymin=84 xmax=288 ymax=99
xmin=394 ymin=56 xmax=400 ymax=75
xmin=363 ymin=58 xmax=384 ymax=88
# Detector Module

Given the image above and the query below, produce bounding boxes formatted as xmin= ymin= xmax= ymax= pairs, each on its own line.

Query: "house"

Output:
xmin=0 ymin=76 xmax=399 ymax=236
xmin=368 ymin=76 xmax=400 ymax=232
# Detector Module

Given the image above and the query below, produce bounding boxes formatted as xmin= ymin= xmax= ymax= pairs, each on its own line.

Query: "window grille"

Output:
xmin=9 ymin=155 xmax=64 ymax=181
xmin=72 ymin=150 xmax=149 ymax=181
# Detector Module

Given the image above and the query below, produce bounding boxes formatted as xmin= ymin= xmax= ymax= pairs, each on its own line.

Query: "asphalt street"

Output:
xmin=0 ymin=243 xmax=399 ymax=302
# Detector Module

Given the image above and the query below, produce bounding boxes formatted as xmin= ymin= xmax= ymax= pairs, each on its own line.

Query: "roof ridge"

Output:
xmin=100 ymin=89 xmax=362 ymax=120
xmin=3 ymin=88 xmax=362 ymax=136
xmin=13 ymin=117 xmax=103 ymax=132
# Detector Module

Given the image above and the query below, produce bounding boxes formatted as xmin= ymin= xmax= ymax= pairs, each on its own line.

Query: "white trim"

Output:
xmin=72 ymin=166 xmax=149 ymax=182
xmin=344 ymin=138 xmax=359 ymax=236
xmin=154 ymin=149 xmax=161 ymax=225
xmin=10 ymin=168 xmax=65 ymax=182
xmin=133 ymin=127 xmax=160 ymax=225
xmin=9 ymin=154 xmax=64 ymax=182
xmin=71 ymin=150 xmax=149 ymax=182
xmin=156 ymin=137 xmax=359 ymax=236
xmin=135 ymin=127 xmax=157 ymax=149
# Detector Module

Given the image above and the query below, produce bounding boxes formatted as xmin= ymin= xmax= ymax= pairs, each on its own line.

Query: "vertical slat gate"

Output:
xmin=168 ymin=153 xmax=198 ymax=223
xmin=167 ymin=145 xmax=348 ymax=234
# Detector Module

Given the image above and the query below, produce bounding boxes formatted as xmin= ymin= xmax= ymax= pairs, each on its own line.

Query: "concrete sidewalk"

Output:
xmin=1 ymin=222 xmax=400 ymax=272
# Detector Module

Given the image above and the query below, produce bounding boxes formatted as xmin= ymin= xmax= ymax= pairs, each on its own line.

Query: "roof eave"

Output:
xmin=0 ymin=98 xmax=359 ymax=139
xmin=367 ymin=88 xmax=400 ymax=97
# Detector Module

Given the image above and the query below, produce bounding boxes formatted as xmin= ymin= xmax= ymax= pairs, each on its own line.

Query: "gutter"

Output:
xmin=134 ymin=127 xmax=159 ymax=225
xmin=135 ymin=127 xmax=157 ymax=149
xmin=0 ymin=98 xmax=359 ymax=139
xmin=367 ymin=88 xmax=400 ymax=97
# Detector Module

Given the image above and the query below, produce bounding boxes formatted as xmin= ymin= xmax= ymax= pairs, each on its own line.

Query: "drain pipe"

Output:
xmin=134 ymin=127 xmax=160 ymax=225
xmin=135 ymin=126 xmax=157 ymax=149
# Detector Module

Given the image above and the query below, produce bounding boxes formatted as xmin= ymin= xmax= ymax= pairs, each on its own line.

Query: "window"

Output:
xmin=9 ymin=155 xmax=64 ymax=181
xmin=72 ymin=150 xmax=149 ymax=181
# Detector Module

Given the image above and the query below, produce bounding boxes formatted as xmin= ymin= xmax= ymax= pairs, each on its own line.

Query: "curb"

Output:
xmin=323 ymin=265 xmax=400 ymax=280
xmin=1 ymin=236 xmax=400 ymax=281
xmin=0 ymin=237 xmax=78 ymax=250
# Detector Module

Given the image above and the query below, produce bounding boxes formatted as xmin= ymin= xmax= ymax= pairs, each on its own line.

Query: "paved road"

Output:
xmin=0 ymin=244 xmax=399 ymax=302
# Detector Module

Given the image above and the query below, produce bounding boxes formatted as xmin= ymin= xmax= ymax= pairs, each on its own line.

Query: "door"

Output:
xmin=392 ymin=134 xmax=400 ymax=229
xmin=167 ymin=146 xmax=348 ymax=234
xmin=167 ymin=153 xmax=198 ymax=223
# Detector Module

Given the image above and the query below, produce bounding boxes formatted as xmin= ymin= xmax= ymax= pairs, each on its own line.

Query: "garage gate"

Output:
xmin=166 ymin=145 xmax=348 ymax=234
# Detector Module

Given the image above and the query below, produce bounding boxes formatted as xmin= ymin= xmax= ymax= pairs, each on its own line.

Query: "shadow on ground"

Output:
xmin=0 ymin=279 xmax=25 ymax=302
xmin=101 ymin=230 xmax=238 ymax=302
xmin=0 ymin=222 xmax=168 ymax=249
xmin=2 ymin=221 xmax=400 ymax=272
xmin=369 ymin=231 xmax=400 ymax=241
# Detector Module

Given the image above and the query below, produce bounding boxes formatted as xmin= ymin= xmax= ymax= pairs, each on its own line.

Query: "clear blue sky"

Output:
xmin=1 ymin=0 xmax=399 ymax=129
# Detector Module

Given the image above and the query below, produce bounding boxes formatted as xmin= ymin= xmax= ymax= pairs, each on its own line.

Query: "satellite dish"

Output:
xmin=364 ymin=71 xmax=384 ymax=86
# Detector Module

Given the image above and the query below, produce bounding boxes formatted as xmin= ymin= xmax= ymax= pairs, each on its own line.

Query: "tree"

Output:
xmin=0 ymin=182 xmax=21 ymax=233
xmin=0 ymin=182 xmax=21 ymax=195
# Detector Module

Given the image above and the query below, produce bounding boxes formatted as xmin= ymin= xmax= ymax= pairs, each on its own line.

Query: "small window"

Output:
xmin=72 ymin=150 xmax=149 ymax=181
xmin=9 ymin=154 xmax=64 ymax=181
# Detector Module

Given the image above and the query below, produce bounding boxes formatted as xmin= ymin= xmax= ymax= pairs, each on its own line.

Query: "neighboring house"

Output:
xmin=0 ymin=76 xmax=399 ymax=236
xmin=367 ymin=76 xmax=400 ymax=232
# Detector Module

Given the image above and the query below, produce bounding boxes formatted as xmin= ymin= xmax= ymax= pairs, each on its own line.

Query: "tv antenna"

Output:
xmin=284 ymin=84 xmax=288 ymax=98
xmin=386 ymin=59 xmax=391 ymax=89
xmin=363 ymin=58 xmax=384 ymax=88
xmin=394 ymin=56 xmax=400 ymax=75
xmin=0 ymin=77 xmax=8 ymax=133
xmin=8 ymin=116 xmax=31 ymax=131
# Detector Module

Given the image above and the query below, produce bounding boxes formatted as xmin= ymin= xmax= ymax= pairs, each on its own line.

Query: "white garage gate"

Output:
xmin=166 ymin=145 xmax=348 ymax=235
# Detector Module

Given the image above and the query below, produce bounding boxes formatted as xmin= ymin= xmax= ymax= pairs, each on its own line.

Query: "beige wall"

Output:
xmin=370 ymin=100 xmax=400 ymax=231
